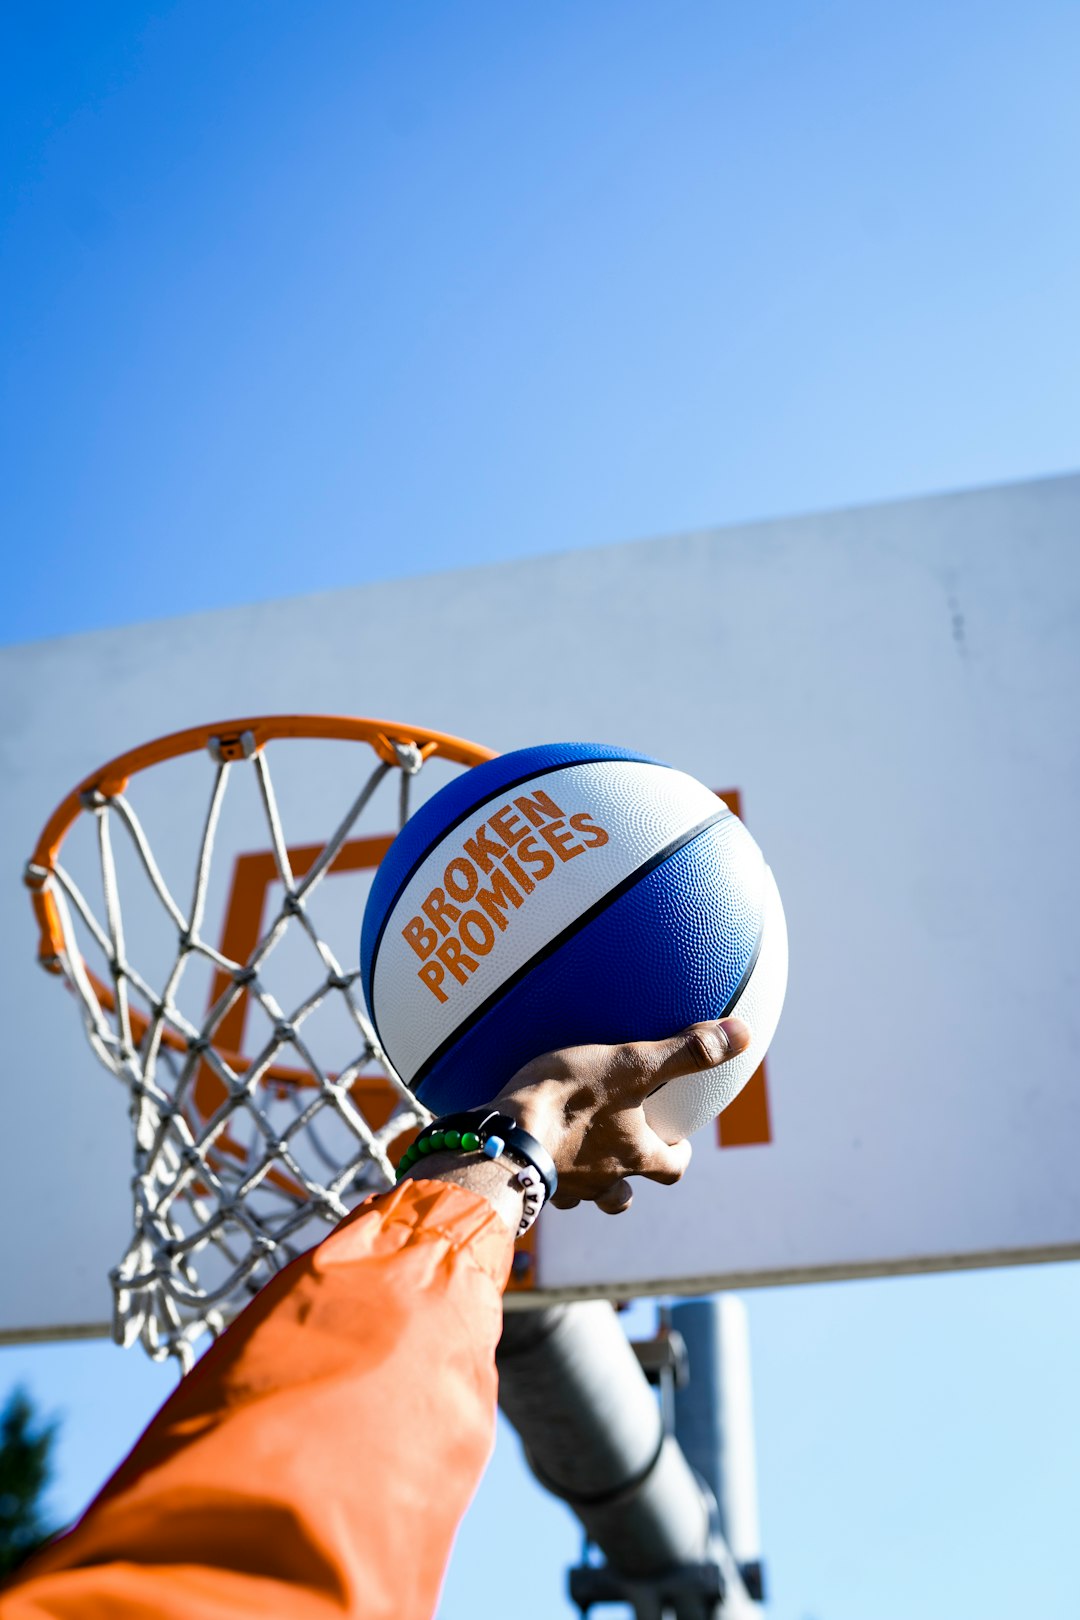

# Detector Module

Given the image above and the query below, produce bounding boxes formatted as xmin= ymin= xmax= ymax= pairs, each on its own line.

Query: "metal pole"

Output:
xmin=671 ymin=1297 xmax=764 ymax=1602
xmin=497 ymin=1301 xmax=712 ymax=1577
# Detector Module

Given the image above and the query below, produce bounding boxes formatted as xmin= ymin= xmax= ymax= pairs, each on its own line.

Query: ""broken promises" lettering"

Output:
xmin=400 ymin=788 xmax=610 ymax=1003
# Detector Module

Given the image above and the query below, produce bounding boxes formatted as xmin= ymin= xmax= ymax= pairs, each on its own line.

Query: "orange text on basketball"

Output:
xmin=400 ymin=789 xmax=609 ymax=1003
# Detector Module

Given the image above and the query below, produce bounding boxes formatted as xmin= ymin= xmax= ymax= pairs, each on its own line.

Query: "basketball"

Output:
xmin=360 ymin=742 xmax=788 ymax=1140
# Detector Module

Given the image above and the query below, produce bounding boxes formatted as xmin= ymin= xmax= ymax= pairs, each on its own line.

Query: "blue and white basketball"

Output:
xmin=360 ymin=743 xmax=787 ymax=1140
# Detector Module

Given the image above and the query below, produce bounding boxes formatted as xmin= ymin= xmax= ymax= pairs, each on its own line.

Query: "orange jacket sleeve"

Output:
xmin=0 ymin=1178 xmax=515 ymax=1620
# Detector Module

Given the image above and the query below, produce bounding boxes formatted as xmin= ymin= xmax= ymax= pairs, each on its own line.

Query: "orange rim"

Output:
xmin=26 ymin=713 xmax=539 ymax=1282
xmin=26 ymin=714 xmax=494 ymax=1200
xmin=25 ymin=714 xmax=494 ymax=968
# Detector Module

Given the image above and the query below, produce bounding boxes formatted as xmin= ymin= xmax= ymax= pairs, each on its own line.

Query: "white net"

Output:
xmin=25 ymin=723 xmax=474 ymax=1368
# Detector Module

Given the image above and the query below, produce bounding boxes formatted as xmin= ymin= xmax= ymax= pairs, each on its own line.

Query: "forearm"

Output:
xmin=0 ymin=1015 xmax=734 ymax=1620
xmin=1 ymin=1178 xmax=515 ymax=1620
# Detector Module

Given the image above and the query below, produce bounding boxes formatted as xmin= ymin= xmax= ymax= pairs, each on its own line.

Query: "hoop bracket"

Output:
xmin=208 ymin=730 xmax=259 ymax=764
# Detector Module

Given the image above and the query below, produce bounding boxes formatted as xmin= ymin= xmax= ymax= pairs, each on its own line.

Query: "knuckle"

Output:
xmin=686 ymin=1025 xmax=727 ymax=1069
xmin=609 ymin=1042 xmax=648 ymax=1080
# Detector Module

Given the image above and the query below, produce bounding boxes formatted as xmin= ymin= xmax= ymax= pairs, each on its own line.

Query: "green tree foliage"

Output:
xmin=0 ymin=1387 xmax=59 ymax=1579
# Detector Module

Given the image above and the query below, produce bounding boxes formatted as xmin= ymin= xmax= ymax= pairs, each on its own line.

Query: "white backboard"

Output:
xmin=3 ymin=472 xmax=1079 ymax=1340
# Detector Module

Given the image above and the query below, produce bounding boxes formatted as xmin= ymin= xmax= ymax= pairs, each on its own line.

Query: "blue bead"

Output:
xmin=483 ymin=1135 xmax=505 ymax=1159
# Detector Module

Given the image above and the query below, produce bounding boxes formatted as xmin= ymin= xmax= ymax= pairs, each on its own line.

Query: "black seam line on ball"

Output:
xmin=366 ymin=753 xmax=685 ymax=1009
xmin=406 ymin=805 xmax=732 ymax=1099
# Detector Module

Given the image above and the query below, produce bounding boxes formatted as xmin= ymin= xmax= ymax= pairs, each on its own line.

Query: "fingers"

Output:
xmin=503 ymin=1020 xmax=749 ymax=1221
xmin=551 ymin=1134 xmax=689 ymax=1215
xmin=552 ymin=1182 xmax=632 ymax=1213
xmin=641 ymin=1135 xmax=692 ymax=1186
xmin=595 ymin=1178 xmax=633 ymax=1215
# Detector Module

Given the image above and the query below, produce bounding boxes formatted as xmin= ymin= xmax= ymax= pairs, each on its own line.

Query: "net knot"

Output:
xmin=391 ymin=740 xmax=424 ymax=774
xmin=374 ymin=734 xmax=424 ymax=774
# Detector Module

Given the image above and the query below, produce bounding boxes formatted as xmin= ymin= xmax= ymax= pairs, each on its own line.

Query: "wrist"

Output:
xmin=494 ymin=1085 xmax=562 ymax=1159
xmin=397 ymin=1112 xmax=557 ymax=1236
xmin=399 ymin=1151 xmax=525 ymax=1236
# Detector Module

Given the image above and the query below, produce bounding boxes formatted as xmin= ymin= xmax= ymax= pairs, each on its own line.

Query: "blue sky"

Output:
xmin=2 ymin=4 xmax=1079 ymax=1617
xmin=5 ymin=0 xmax=1079 ymax=646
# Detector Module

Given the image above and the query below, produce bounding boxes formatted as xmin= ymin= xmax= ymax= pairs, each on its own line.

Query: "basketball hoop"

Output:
xmin=25 ymin=715 xmax=493 ymax=1368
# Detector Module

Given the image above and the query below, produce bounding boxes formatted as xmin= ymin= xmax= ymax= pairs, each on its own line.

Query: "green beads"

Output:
xmin=395 ymin=1124 xmax=483 ymax=1179
xmin=395 ymin=1141 xmax=421 ymax=1179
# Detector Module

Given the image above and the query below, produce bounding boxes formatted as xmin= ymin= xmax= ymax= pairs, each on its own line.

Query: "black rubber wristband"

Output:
xmin=419 ymin=1109 xmax=559 ymax=1204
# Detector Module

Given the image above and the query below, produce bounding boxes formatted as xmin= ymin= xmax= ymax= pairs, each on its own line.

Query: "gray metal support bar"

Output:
xmin=672 ymin=1297 xmax=764 ymax=1602
xmin=497 ymin=1301 xmax=712 ymax=1578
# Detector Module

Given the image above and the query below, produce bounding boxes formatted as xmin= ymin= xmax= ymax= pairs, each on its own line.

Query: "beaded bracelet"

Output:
xmin=396 ymin=1110 xmax=558 ymax=1238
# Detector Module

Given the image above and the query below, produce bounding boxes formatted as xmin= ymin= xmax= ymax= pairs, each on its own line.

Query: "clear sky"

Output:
xmin=2 ymin=4 xmax=1079 ymax=1618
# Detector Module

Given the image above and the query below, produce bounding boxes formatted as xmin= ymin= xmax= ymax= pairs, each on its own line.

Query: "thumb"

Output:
xmin=630 ymin=1016 xmax=752 ymax=1094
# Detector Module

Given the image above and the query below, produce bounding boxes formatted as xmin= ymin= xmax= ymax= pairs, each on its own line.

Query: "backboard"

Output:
xmin=4 ymin=472 xmax=1079 ymax=1343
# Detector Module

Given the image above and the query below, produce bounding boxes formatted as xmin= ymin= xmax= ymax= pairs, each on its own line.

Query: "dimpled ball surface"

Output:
xmin=361 ymin=742 xmax=787 ymax=1137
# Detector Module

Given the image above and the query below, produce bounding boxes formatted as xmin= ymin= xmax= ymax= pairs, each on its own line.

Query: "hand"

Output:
xmin=495 ymin=1017 xmax=751 ymax=1216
